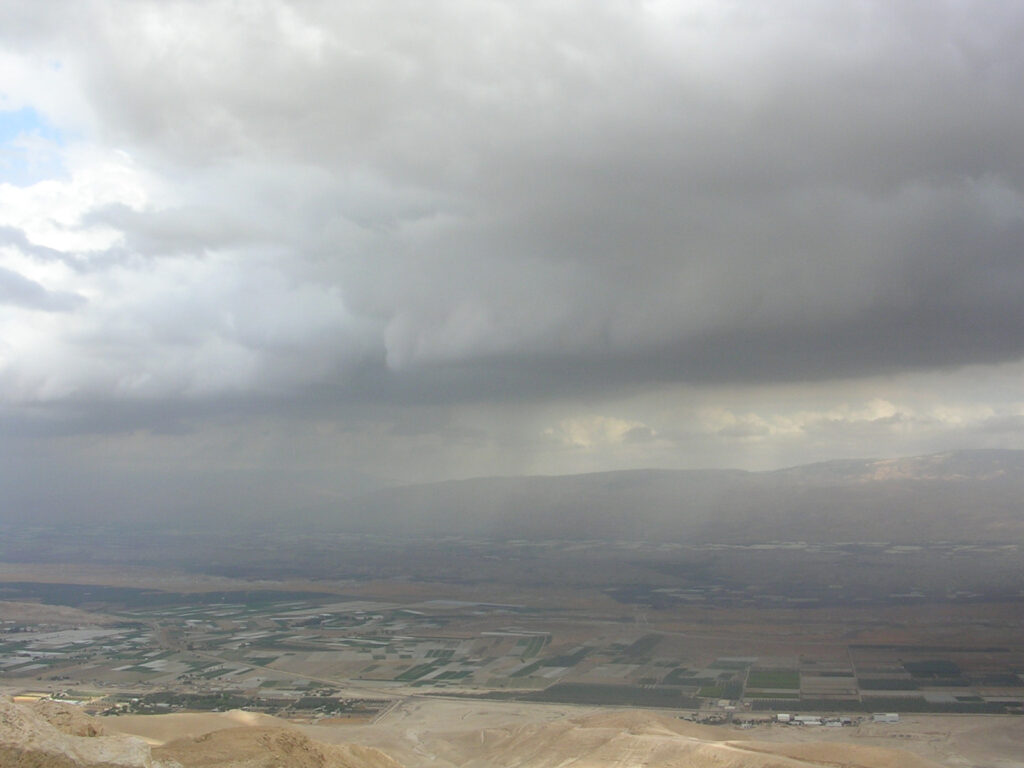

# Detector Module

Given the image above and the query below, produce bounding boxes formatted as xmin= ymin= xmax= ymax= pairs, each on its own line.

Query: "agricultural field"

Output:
xmin=3 ymin=552 xmax=1023 ymax=718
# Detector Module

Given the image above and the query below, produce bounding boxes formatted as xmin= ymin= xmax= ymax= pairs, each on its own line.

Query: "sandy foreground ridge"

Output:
xmin=0 ymin=696 xmax=398 ymax=768
xmin=8 ymin=694 xmax=1023 ymax=768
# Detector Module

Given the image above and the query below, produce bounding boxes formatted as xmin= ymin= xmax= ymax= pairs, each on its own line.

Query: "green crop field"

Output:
xmin=747 ymin=670 xmax=800 ymax=689
xmin=395 ymin=663 xmax=437 ymax=681
xmin=521 ymin=635 xmax=547 ymax=657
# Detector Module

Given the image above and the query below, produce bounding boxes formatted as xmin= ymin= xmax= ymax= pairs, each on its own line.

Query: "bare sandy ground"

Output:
xmin=105 ymin=697 xmax=1023 ymax=768
xmin=306 ymin=699 xmax=1023 ymax=768
xmin=105 ymin=709 xmax=290 ymax=745
xmin=153 ymin=726 xmax=402 ymax=768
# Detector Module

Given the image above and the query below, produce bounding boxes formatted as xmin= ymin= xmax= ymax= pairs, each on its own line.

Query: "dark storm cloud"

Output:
xmin=2 ymin=0 xmax=1023 ymax=413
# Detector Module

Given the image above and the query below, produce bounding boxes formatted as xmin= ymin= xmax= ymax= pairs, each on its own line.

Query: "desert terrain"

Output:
xmin=6 ymin=692 xmax=1024 ymax=768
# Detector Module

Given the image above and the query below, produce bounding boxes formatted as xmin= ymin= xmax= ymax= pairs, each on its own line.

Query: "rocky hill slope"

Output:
xmin=0 ymin=696 xmax=154 ymax=768
xmin=2 ymin=696 xmax=970 ymax=768
xmin=0 ymin=697 xmax=401 ymax=768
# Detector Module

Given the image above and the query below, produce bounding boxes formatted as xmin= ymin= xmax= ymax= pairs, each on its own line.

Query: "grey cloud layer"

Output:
xmin=0 ymin=265 xmax=84 ymax=311
xmin=3 ymin=0 xmax=1024 ymax=411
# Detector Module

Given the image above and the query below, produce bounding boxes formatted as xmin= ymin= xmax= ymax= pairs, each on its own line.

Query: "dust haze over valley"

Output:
xmin=3 ymin=1 xmax=1024 ymax=766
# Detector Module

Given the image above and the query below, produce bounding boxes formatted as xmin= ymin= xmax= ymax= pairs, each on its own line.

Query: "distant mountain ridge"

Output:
xmin=767 ymin=449 xmax=1024 ymax=483
xmin=330 ymin=449 xmax=1024 ymax=544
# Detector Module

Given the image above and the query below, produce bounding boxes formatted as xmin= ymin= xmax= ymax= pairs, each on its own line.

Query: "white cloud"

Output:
xmin=544 ymin=415 xmax=657 ymax=450
xmin=0 ymin=157 xmax=142 ymax=250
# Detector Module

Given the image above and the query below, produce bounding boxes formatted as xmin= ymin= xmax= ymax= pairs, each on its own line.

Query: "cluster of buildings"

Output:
xmin=774 ymin=712 xmax=899 ymax=726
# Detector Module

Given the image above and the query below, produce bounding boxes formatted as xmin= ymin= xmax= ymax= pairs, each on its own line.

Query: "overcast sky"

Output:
xmin=2 ymin=1 xmax=1023 ymax=518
